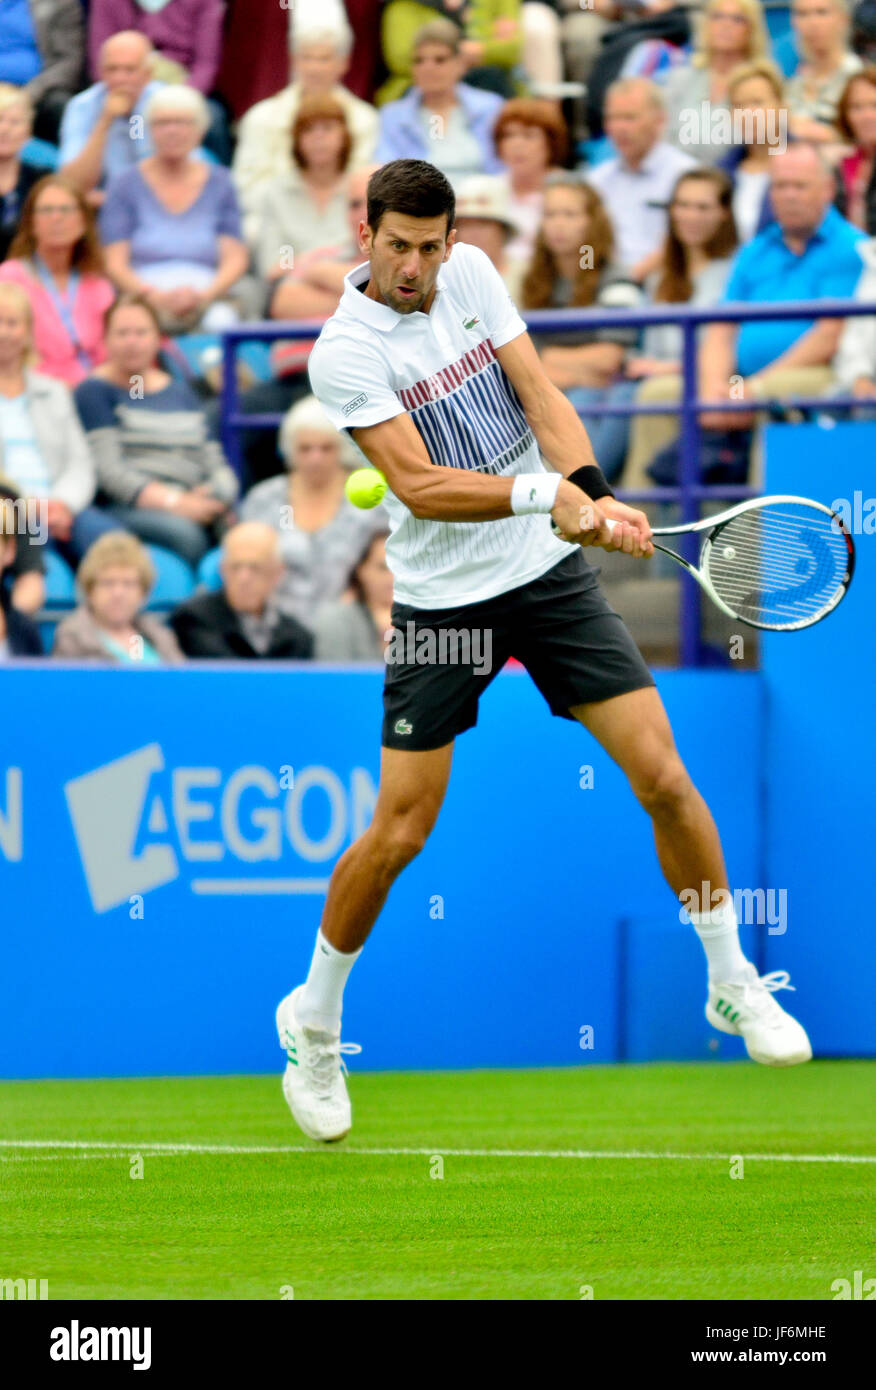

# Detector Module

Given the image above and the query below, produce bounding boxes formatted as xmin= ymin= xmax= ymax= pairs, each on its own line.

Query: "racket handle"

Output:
xmin=551 ymin=517 xmax=618 ymax=538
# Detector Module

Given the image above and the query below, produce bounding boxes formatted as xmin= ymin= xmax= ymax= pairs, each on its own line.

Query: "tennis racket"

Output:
xmin=556 ymin=494 xmax=855 ymax=632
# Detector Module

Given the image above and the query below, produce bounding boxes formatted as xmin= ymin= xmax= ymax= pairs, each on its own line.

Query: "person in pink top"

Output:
xmin=0 ymin=175 xmax=115 ymax=385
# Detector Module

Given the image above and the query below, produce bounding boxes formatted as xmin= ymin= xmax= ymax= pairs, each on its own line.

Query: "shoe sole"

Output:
xmin=705 ymin=1003 xmax=812 ymax=1066
xmin=280 ymin=1073 xmax=350 ymax=1142
xmin=277 ymin=993 xmax=352 ymax=1143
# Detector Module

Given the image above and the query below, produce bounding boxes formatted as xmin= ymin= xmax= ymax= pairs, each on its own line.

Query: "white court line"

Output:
xmin=0 ymin=1141 xmax=873 ymax=1164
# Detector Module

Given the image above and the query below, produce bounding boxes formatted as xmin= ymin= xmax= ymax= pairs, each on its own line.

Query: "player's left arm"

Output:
xmin=495 ymin=331 xmax=653 ymax=557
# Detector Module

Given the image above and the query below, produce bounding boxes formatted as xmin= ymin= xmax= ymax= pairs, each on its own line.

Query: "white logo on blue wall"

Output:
xmin=63 ymin=743 xmax=378 ymax=913
xmin=65 ymin=744 xmax=178 ymax=913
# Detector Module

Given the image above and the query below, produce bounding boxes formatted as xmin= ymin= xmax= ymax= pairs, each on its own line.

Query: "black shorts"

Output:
xmin=382 ymin=549 xmax=655 ymax=751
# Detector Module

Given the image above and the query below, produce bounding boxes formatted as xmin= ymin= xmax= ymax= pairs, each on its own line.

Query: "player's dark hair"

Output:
xmin=367 ymin=160 xmax=456 ymax=235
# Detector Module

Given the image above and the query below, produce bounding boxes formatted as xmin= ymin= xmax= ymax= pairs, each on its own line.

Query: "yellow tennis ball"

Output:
xmin=345 ymin=467 xmax=387 ymax=509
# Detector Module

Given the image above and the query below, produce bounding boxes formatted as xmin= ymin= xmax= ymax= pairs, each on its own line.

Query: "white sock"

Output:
xmin=297 ymin=929 xmax=362 ymax=1033
xmin=685 ymin=895 xmax=750 ymax=984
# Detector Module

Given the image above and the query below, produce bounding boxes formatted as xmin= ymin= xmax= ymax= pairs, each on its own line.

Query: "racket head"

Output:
xmin=698 ymin=496 xmax=855 ymax=631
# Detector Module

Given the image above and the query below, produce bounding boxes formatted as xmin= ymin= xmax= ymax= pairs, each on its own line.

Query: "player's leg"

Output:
xmin=301 ymin=740 xmax=455 ymax=1013
xmin=511 ymin=550 xmax=809 ymax=1066
xmin=275 ymin=742 xmax=454 ymax=1140
xmin=570 ymin=686 xmax=811 ymax=1066
xmin=569 ymin=686 xmax=727 ymax=902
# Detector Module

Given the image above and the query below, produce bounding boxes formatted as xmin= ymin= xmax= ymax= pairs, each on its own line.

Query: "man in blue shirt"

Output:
xmin=58 ymin=30 xmax=163 ymax=203
xmin=0 ymin=0 xmax=85 ymax=143
xmin=700 ymin=143 xmax=868 ymax=428
xmin=0 ymin=0 xmax=43 ymax=87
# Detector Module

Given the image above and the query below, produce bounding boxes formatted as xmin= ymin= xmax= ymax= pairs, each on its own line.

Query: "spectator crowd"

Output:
xmin=1 ymin=0 xmax=876 ymax=664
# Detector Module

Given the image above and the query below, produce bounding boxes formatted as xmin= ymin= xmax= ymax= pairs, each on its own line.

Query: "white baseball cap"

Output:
xmin=454 ymin=176 xmax=521 ymax=240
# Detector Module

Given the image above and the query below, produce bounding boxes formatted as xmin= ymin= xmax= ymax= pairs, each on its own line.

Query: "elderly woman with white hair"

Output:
xmin=239 ymin=394 xmax=388 ymax=630
xmin=99 ymin=84 xmax=249 ymax=332
xmin=232 ymin=23 xmax=379 ymax=243
xmin=0 ymin=85 xmax=44 ymax=262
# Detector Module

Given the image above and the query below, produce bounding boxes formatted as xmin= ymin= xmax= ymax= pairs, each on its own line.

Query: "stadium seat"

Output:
xmin=196 ymin=547 xmax=223 ymax=592
xmin=170 ymin=333 xmax=274 ymax=387
xmin=144 ymin=545 xmax=195 ymax=610
xmin=579 ymin=136 xmax=614 ymax=168
xmin=22 ymin=138 xmax=58 ymax=170
xmin=764 ymin=3 xmax=797 ymax=75
xmin=44 ymin=549 xmax=77 ymax=607
xmin=772 ymin=29 xmax=798 ymax=77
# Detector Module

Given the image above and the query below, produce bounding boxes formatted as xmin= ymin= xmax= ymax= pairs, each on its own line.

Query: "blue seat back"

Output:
xmin=196 ymin=546 xmax=223 ymax=592
xmin=144 ymin=545 xmax=195 ymax=610
xmin=43 ymin=549 xmax=77 ymax=607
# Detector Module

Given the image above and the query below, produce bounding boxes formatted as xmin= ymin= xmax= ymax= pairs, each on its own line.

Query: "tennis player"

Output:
xmin=277 ymin=160 xmax=811 ymax=1141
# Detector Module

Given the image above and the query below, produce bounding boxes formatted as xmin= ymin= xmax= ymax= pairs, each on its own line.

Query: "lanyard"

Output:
xmin=31 ymin=254 xmax=91 ymax=373
xmin=1 ymin=187 xmax=19 ymax=229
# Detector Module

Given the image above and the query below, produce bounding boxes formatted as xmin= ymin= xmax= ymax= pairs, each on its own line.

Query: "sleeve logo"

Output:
xmin=342 ymin=393 xmax=369 ymax=416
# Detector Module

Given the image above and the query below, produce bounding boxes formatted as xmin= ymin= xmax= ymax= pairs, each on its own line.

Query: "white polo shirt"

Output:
xmin=307 ymin=241 xmax=573 ymax=607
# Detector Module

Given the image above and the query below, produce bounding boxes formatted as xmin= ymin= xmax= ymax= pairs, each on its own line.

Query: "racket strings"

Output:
xmin=705 ymin=504 xmax=851 ymax=628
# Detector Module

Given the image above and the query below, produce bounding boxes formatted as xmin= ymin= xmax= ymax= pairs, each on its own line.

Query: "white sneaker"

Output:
xmin=706 ymin=964 xmax=812 ymax=1066
xmin=275 ymin=986 xmax=361 ymax=1141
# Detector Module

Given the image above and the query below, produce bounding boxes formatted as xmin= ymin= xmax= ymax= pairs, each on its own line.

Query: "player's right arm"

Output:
xmin=307 ymin=336 xmax=601 ymax=543
xmin=350 ymin=411 xmax=591 ymax=532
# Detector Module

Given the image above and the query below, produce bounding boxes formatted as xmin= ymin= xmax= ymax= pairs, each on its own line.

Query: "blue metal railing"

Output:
xmin=219 ymin=297 xmax=876 ymax=665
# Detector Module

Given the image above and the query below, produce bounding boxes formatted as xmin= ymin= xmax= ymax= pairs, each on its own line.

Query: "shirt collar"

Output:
xmin=240 ymin=592 xmax=280 ymax=630
xmin=767 ymin=204 xmax=837 ymax=252
xmin=619 ymin=144 xmax=661 ymax=177
xmin=341 ymin=259 xmax=445 ymax=332
xmin=402 ymin=84 xmax=474 ymax=118
xmin=809 ymin=205 xmax=838 ymax=243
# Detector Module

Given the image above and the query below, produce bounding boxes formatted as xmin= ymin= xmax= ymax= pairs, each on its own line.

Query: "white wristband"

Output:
xmin=510 ymin=473 xmax=561 ymax=516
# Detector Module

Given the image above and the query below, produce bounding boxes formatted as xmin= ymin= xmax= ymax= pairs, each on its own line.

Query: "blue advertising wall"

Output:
xmin=760 ymin=423 xmax=875 ymax=1055
xmin=2 ymin=666 xmax=762 ymax=1075
xmin=0 ymin=423 xmax=872 ymax=1075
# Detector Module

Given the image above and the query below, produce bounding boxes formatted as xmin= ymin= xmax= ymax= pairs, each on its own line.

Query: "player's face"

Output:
xmin=362 ymin=214 xmax=456 ymax=314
